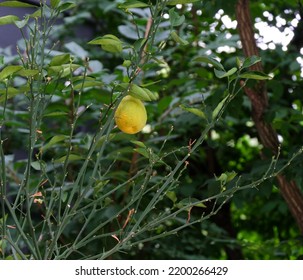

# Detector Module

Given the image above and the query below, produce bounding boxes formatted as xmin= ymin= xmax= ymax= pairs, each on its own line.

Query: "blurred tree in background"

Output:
xmin=1 ymin=0 xmax=303 ymax=259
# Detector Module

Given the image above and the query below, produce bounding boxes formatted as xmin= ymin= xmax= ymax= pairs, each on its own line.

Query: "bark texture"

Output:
xmin=236 ymin=0 xmax=303 ymax=234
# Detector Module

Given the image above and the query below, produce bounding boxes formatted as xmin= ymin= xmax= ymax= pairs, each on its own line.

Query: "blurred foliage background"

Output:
xmin=1 ymin=0 xmax=303 ymax=259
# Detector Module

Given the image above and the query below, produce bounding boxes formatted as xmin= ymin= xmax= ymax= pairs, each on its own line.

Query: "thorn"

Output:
xmin=111 ymin=234 xmax=120 ymax=243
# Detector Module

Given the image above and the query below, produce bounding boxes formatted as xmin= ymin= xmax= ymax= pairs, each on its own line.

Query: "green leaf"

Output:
xmin=31 ymin=161 xmax=43 ymax=171
xmin=43 ymin=111 xmax=68 ymax=117
xmin=0 ymin=1 xmax=36 ymax=8
xmin=214 ymin=67 xmax=237 ymax=79
xmin=236 ymin=57 xmax=242 ymax=68
xmin=49 ymin=53 xmax=71 ymax=66
xmin=54 ymin=154 xmax=83 ymax=163
xmin=239 ymin=71 xmax=272 ymax=80
xmin=88 ymin=34 xmax=123 ymax=53
xmin=0 ymin=15 xmax=19 ymax=25
xmin=133 ymin=38 xmax=147 ymax=51
xmin=119 ymin=83 xmax=159 ymax=101
xmin=57 ymin=2 xmax=76 ymax=12
xmin=176 ymin=198 xmax=206 ymax=209
xmin=212 ymin=94 xmax=229 ymax=120
xmin=47 ymin=64 xmax=81 ymax=77
xmin=131 ymin=140 xmax=146 ymax=148
xmin=170 ymin=31 xmax=189 ymax=45
xmin=0 ymin=65 xmax=23 ymax=80
xmin=42 ymin=135 xmax=68 ymax=152
xmin=61 ymin=192 xmax=68 ymax=202
xmin=169 ymin=8 xmax=185 ymax=26
xmin=16 ymin=69 xmax=39 ymax=77
xmin=134 ymin=147 xmax=149 ymax=158
xmin=242 ymin=55 xmax=262 ymax=69
xmin=14 ymin=16 xmax=30 ymax=29
xmin=138 ymin=87 xmax=159 ymax=101
xmin=215 ymin=171 xmax=237 ymax=184
xmin=179 ymin=105 xmax=206 ymax=119
xmin=166 ymin=191 xmax=177 ymax=204
xmin=118 ymin=0 xmax=150 ymax=9
xmin=94 ymin=180 xmax=110 ymax=196
xmin=193 ymin=56 xmax=225 ymax=71
xmin=0 ymin=214 xmax=8 ymax=227
xmin=123 ymin=60 xmax=132 ymax=67
xmin=29 ymin=9 xmax=42 ymax=18
xmin=167 ymin=0 xmax=200 ymax=5
xmin=0 ymin=86 xmax=27 ymax=102
xmin=73 ymin=80 xmax=103 ymax=90
xmin=50 ymin=0 xmax=60 ymax=8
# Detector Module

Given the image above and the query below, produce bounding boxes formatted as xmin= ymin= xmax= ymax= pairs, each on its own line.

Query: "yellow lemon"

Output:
xmin=114 ymin=95 xmax=147 ymax=134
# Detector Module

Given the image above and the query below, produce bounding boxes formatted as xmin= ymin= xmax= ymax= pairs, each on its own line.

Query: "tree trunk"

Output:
xmin=236 ymin=0 xmax=303 ymax=234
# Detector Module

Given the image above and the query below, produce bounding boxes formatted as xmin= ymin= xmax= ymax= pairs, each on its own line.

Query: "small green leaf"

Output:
xmin=0 ymin=214 xmax=8 ymax=226
xmin=131 ymin=140 xmax=146 ymax=148
xmin=176 ymin=198 xmax=206 ymax=209
xmin=134 ymin=147 xmax=149 ymax=158
xmin=215 ymin=171 xmax=237 ymax=184
xmin=214 ymin=69 xmax=226 ymax=78
xmin=54 ymin=154 xmax=83 ymax=163
xmin=31 ymin=161 xmax=42 ymax=171
xmin=0 ymin=65 xmax=23 ymax=80
xmin=73 ymin=80 xmax=103 ymax=90
xmin=88 ymin=34 xmax=123 ymax=53
xmin=214 ymin=67 xmax=237 ymax=79
xmin=170 ymin=31 xmax=189 ymax=45
xmin=48 ymin=64 xmax=81 ymax=77
xmin=242 ymin=55 xmax=261 ymax=69
xmin=43 ymin=111 xmax=68 ymax=117
xmin=29 ymin=9 xmax=42 ymax=18
xmin=61 ymin=192 xmax=68 ymax=202
xmin=42 ymin=135 xmax=68 ymax=151
xmin=169 ymin=8 xmax=185 ymax=26
xmin=236 ymin=57 xmax=242 ymax=68
xmin=14 ymin=16 xmax=30 ymax=29
xmin=118 ymin=0 xmax=150 ymax=9
xmin=0 ymin=1 xmax=36 ymax=8
xmin=193 ymin=56 xmax=225 ymax=71
xmin=239 ymin=71 xmax=272 ymax=80
xmin=138 ymin=87 xmax=159 ymax=101
xmin=166 ymin=191 xmax=177 ymax=204
xmin=180 ymin=105 xmax=206 ymax=119
xmin=133 ymin=38 xmax=147 ymax=52
xmin=57 ymin=2 xmax=76 ymax=12
xmin=123 ymin=60 xmax=132 ymax=67
xmin=216 ymin=173 xmax=227 ymax=183
xmin=50 ymin=0 xmax=60 ymax=8
xmin=94 ymin=180 xmax=110 ymax=195
xmin=16 ymin=69 xmax=39 ymax=77
xmin=0 ymin=15 xmax=19 ymax=25
xmin=0 ymin=86 xmax=27 ymax=102
xmin=49 ymin=53 xmax=71 ymax=66
xmin=212 ymin=94 xmax=229 ymax=120
xmin=167 ymin=0 xmax=200 ymax=5
xmin=224 ymin=67 xmax=238 ymax=77
xmin=119 ymin=83 xmax=158 ymax=101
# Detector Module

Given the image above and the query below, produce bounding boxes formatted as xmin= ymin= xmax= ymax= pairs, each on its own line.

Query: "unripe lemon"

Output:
xmin=114 ymin=95 xmax=147 ymax=134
